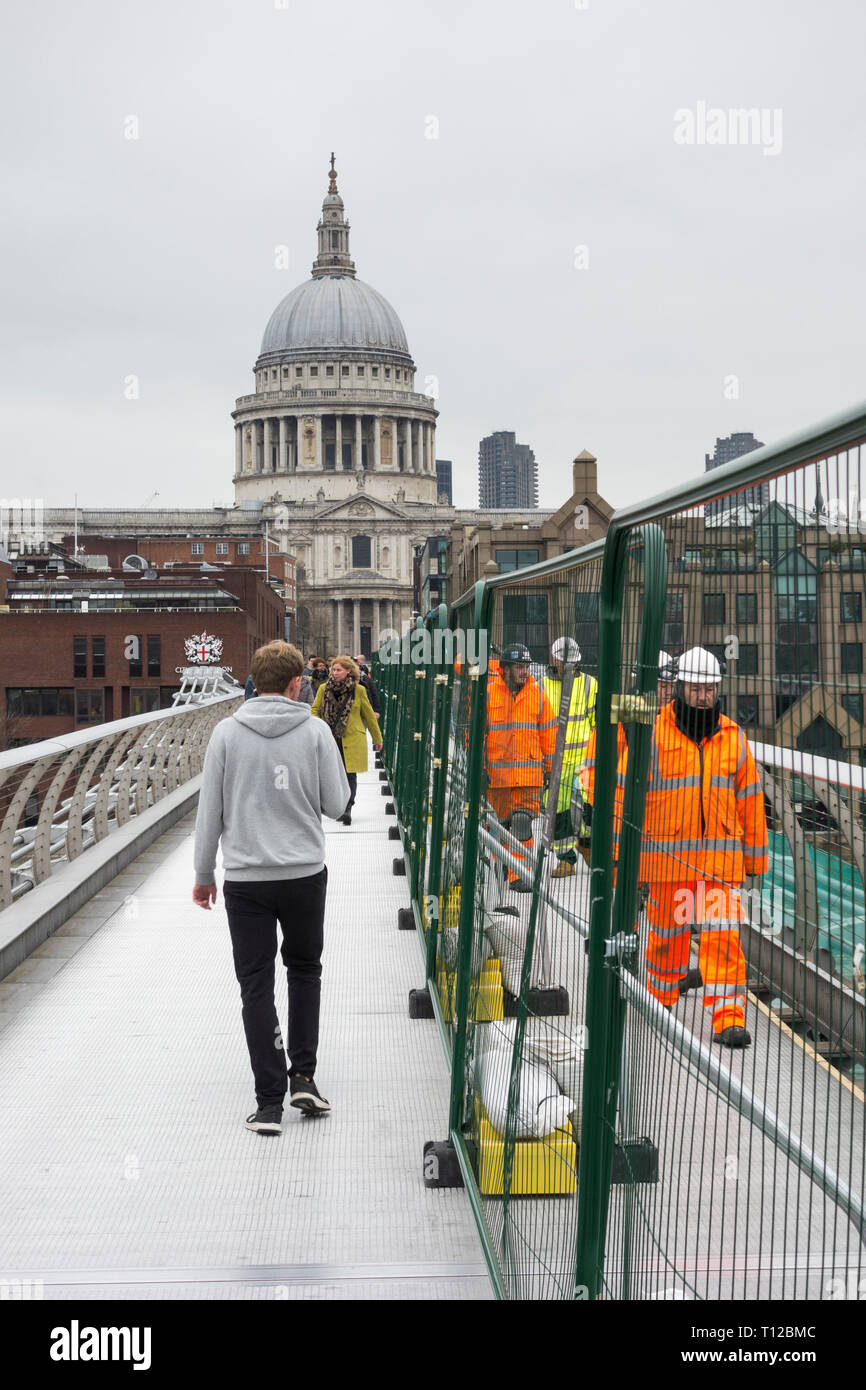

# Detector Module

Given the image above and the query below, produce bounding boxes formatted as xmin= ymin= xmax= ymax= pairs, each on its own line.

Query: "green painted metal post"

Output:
xmin=573 ymin=522 xmax=667 ymax=1299
xmin=448 ymin=582 xmax=490 ymax=1139
xmin=425 ymin=606 xmax=453 ymax=979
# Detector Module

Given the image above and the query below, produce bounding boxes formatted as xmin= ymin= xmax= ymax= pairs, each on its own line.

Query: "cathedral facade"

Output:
xmin=232 ymin=157 xmax=450 ymax=656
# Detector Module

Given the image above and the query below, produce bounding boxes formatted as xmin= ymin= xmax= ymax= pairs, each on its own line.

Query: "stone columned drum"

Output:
xmin=232 ymin=155 xmax=442 ymax=656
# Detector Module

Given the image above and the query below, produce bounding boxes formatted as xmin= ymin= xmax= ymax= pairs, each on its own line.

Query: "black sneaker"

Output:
xmin=339 ymin=811 xmax=352 ymax=825
xmin=713 ymin=1025 xmax=751 ymax=1048
xmin=289 ymin=1075 xmax=331 ymax=1115
xmin=508 ymin=878 xmax=532 ymax=894
xmin=245 ymin=1104 xmax=283 ymax=1135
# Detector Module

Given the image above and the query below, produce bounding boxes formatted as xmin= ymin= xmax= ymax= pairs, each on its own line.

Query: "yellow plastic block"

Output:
xmin=436 ymin=956 xmax=504 ymax=1023
xmin=475 ymin=1099 xmax=577 ymax=1197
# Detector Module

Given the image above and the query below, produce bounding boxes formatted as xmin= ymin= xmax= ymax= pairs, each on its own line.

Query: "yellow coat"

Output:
xmin=311 ymin=682 xmax=383 ymax=774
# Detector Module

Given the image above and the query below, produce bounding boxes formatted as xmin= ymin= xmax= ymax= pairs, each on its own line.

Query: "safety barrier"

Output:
xmin=381 ymin=399 xmax=866 ymax=1300
xmin=0 ymin=693 xmax=243 ymax=913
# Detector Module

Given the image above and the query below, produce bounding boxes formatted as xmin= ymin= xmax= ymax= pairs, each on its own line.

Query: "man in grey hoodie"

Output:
xmin=193 ymin=640 xmax=350 ymax=1135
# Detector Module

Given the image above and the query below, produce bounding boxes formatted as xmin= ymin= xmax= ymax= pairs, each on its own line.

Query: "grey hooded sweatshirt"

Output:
xmin=193 ymin=696 xmax=350 ymax=884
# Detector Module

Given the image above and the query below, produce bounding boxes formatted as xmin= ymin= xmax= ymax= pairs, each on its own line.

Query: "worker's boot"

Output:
xmin=713 ymin=1025 xmax=751 ymax=1048
xmin=551 ymin=859 xmax=575 ymax=879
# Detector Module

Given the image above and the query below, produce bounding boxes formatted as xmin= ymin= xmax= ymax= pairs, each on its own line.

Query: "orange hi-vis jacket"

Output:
xmin=485 ymin=672 xmax=558 ymax=790
xmin=580 ymin=703 xmax=769 ymax=885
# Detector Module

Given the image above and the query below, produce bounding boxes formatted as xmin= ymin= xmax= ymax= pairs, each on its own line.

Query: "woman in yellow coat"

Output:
xmin=311 ymin=654 xmax=383 ymax=826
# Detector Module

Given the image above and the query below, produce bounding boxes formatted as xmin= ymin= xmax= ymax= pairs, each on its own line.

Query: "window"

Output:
xmin=357 ymin=366 xmax=364 ymax=376
xmin=160 ymin=687 xmax=179 ymax=709
xmin=841 ymin=592 xmax=862 ymax=623
xmin=282 ymin=366 xmax=289 ymax=376
xmin=331 ymin=231 xmax=339 ymax=248
xmin=326 ymin=365 xmax=334 ymax=377
xmin=665 ymin=593 xmax=684 ymax=620
xmin=295 ymin=366 xmax=302 ymax=377
xmin=73 ymin=635 xmax=87 ymax=678
xmin=128 ymin=635 xmax=142 ymax=677
xmin=191 ymin=543 xmax=204 ymax=556
xmin=216 ymin=543 xmax=229 ymax=556
xmin=372 ymin=366 xmax=379 ymax=377
xmin=736 ymin=643 xmax=758 ymax=675
xmin=342 ymin=365 xmax=349 ymax=375
xmin=841 ymin=643 xmax=862 ymax=674
xmin=841 ymin=692 xmax=864 ymax=723
xmin=352 ymin=535 xmax=372 ymax=568
xmin=574 ymin=593 xmax=600 ymax=622
xmin=680 ymin=549 xmax=702 ymax=568
xmin=75 ymin=690 xmax=104 ymax=724
xmin=91 ymin=635 xmax=105 ymax=678
xmin=324 ymin=443 xmax=336 ymax=470
xmin=238 ymin=542 xmax=249 ymax=556
xmin=6 ymin=688 xmax=74 ymax=717
xmin=130 ymin=688 xmax=160 ymax=715
xmin=737 ymin=698 xmax=759 ymax=727
xmin=736 ymin=593 xmax=758 ymax=625
xmin=502 ymin=593 xmax=549 ymax=664
xmin=310 ymin=366 xmax=318 ymax=377
xmin=385 ymin=368 xmax=391 ymax=379
xmin=147 ymin=634 xmax=161 ymax=677
xmin=494 ymin=549 xmax=539 ymax=573
xmin=703 ymin=593 xmax=725 ymax=625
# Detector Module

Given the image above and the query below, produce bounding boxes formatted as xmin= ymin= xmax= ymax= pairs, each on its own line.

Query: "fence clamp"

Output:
xmin=434 ymin=673 xmax=449 ymax=686
xmin=413 ymin=732 xmax=423 ymax=741
xmin=604 ymin=932 xmax=639 ymax=963
xmin=610 ymin=693 xmax=659 ymax=725
xmin=415 ymin=668 xmax=427 ymax=679
xmin=469 ymin=665 xmax=480 ymax=681
xmin=432 ymin=757 xmax=442 ymax=769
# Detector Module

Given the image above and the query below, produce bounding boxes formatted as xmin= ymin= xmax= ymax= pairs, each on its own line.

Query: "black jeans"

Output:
xmin=337 ymin=739 xmax=356 ymax=810
xmin=223 ymin=868 xmax=328 ymax=1108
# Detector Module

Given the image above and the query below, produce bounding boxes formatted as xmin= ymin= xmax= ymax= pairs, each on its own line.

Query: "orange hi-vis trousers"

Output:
xmin=488 ymin=787 xmax=541 ymax=884
xmin=644 ymin=880 xmax=747 ymax=1033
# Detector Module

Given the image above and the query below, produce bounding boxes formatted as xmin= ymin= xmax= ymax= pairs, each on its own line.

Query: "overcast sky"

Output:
xmin=2 ymin=0 xmax=864 ymax=513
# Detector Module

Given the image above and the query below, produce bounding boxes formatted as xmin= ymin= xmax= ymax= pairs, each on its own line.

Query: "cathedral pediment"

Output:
xmin=312 ymin=494 xmax=410 ymax=522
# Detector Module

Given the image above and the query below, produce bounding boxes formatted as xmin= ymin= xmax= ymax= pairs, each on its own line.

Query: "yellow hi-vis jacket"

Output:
xmin=542 ymin=669 xmax=598 ymax=814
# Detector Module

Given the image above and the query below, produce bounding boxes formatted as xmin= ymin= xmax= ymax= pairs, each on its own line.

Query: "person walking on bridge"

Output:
xmin=485 ymin=642 xmax=558 ymax=892
xmin=641 ymin=647 xmax=768 ymax=1047
xmin=542 ymin=637 xmax=597 ymax=879
xmin=193 ymin=641 xmax=350 ymax=1133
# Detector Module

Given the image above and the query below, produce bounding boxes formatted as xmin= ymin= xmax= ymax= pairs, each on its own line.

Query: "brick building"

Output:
xmin=0 ymin=560 xmax=284 ymax=748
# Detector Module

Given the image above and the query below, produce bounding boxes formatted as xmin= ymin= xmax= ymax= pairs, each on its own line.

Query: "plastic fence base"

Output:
xmin=381 ymin=784 xmax=392 ymax=796
xmin=388 ymin=825 xmax=401 ymax=840
xmin=397 ymin=907 xmax=414 ymax=930
xmin=475 ymin=1100 xmax=577 ymax=1197
xmin=423 ymin=1140 xmax=464 ymax=1189
xmin=612 ymin=1136 xmax=659 ymax=1184
xmin=379 ymin=771 xmax=389 ymax=782
xmin=393 ymin=857 xmax=406 ymax=876
xmin=408 ymin=987 xmax=435 ymax=1019
xmin=385 ymin=803 xmax=396 ymax=815
xmin=437 ymin=959 xmax=504 ymax=1024
xmin=503 ymin=985 xmax=570 ymax=1018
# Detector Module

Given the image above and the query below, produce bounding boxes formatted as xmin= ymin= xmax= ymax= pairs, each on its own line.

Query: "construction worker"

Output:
xmin=485 ymin=642 xmax=558 ymax=892
xmin=579 ymin=647 xmax=767 ymax=1046
xmin=640 ymin=646 xmax=768 ymax=1046
xmin=542 ymin=638 xmax=598 ymax=879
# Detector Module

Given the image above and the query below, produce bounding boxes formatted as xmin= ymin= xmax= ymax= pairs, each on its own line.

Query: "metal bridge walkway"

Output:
xmin=0 ymin=771 xmax=493 ymax=1301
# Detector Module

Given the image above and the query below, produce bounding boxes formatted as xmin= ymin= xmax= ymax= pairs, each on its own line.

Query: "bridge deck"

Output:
xmin=0 ymin=772 xmax=492 ymax=1301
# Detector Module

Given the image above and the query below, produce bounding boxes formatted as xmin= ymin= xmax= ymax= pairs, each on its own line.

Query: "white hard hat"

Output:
xmin=677 ymin=646 xmax=722 ymax=683
xmin=657 ymin=651 xmax=677 ymax=681
xmin=551 ymin=637 xmax=581 ymax=662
